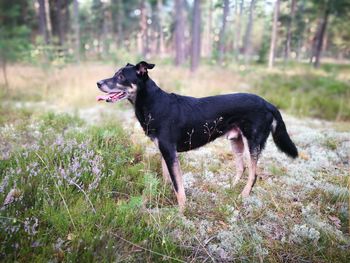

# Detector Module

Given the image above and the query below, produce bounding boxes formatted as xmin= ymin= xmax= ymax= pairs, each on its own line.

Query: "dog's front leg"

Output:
xmin=161 ymin=158 xmax=171 ymax=183
xmin=153 ymin=139 xmax=172 ymax=183
xmin=158 ymin=141 xmax=186 ymax=213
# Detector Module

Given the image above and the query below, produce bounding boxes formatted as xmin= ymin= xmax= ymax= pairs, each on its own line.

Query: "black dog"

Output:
xmin=97 ymin=61 xmax=298 ymax=212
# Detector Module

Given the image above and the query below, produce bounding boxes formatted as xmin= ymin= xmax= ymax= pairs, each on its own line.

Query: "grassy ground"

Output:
xmin=0 ymin=62 xmax=349 ymax=262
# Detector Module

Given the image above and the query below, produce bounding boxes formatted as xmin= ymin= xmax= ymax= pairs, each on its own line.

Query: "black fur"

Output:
xmin=97 ymin=61 xmax=298 ymax=196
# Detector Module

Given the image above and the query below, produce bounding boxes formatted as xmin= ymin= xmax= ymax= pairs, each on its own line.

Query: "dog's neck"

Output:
xmin=133 ymin=77 xmax=165 ymax=138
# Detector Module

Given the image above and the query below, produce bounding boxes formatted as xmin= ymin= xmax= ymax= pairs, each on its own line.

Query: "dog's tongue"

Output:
xmin=96 ymin=94 xmax=110 ymax=101
xmin=96 ymin=94 xmax=109 ymax=101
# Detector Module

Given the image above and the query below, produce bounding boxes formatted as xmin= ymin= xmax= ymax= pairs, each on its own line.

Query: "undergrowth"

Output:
xmin=0 ymin=112 xmax=187 ymax=262
xmin=255 ymin=73 xmax=350 ymax=121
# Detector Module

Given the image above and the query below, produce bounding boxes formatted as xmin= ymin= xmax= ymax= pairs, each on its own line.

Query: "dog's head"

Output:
xmin=96 ymin=61 xmax=155 ymax=103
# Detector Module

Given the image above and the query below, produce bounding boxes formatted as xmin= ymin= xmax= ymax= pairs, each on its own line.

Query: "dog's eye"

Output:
xmin=117 ymin=75 xmax=124 ymax=81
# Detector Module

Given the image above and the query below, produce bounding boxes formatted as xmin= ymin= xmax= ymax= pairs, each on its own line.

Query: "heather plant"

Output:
xmin=0 ymin=113 xmax=185 ymax=262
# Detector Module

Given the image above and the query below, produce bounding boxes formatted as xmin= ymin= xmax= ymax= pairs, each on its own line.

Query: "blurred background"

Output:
xmin=0 ymin=0 xmax=350 ymax=120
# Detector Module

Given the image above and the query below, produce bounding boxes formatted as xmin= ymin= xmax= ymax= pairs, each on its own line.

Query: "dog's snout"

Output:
xmin=97 ymin=81 xmax=103 ymax=88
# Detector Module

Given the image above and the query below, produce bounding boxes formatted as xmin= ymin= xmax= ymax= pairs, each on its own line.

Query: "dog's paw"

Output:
xmin=241 ymin=187 xmax=251 ymax=198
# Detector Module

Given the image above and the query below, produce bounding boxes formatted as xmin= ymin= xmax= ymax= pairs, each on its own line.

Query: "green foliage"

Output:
xmin=255 ymin=72 xmax=350 ymax=120
xmin=0 ymin=0 xmax=34 ymax=63
xmin=0 ymin=112 xmax=184 ymax=262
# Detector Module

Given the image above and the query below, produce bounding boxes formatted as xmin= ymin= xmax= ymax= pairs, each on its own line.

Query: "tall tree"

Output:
xmin=268 ymin=0 xmax=280 ymax=69
xmin=139 ymin=0 xmax=149 ymax=57
xmin=284 ymin=0 xmax=297 ymax=61
xmin=111 ymin=0 xmax=124 ymax=49
xmin=218 ymin=0 xmax=230 ymax=64
xmin=190 ymin=0 xmax=201 ymax=72
xmin=295 ymin=0 xmax=306 ymax=60
xmin=38 ymin=0 xmax=50 ymax=44
xmin=203 ymin=0 xmax=213 ymax=57
xmin=313 ymin=6 xmax=329 ymax=68
xmin=174 ymin=0 xmax=185 ymax=65
xmin=312 ymin=0 xmax=350 ymax=67
xmin=56 ymin=0 xmax=65 ymax=45
xmin=235 ymin=0 xmax=244 ymax=57
xmin=243 ymin=0 xmax=256 ymax=64
xmin=73 ymin=0 xmax=80 ymax=62
xmin=157 ymin=0 xmax=165 ymax=55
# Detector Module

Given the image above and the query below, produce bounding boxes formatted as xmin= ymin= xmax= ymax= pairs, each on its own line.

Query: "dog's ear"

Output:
xmin=135 ymin=61 xmax=155 ymax=76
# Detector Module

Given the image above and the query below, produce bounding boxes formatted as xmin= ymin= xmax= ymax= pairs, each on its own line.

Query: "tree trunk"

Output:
xmin=284 ymin=0 xmax=296 ymax=61
xmin=190 ymin=0 xmax=201 ymax=72
xmin=218 ymin=0 xmax=230 ymax=64
xmin=202 ymin=0 xmax=213 ymax=57
xmin=139 ymin=0 xmax=148 ymax=57
xmin=56 ymin=0 xmax=65 ymax=46
xmin=157 ymin=0 xmax=165 ymax=55
xmin=232 ymin=0 xmax=238 ymax=53
xmin=73 ymin=0 xmax=80 ymax=62
xmin=235 ymin=0 xmax=244 ymax=58
xmin=243 ymin=0 xmax=256 ymax=64
xmin=116 ymin=0 xmax=124 ymax=49
xmin=296 ymin=0 xmax=305 ymax=61
xmin=1 ymin=57 xmax=9 ymax=89
xmin=38 ymin=0 xmax=49 ymax=44
xmin=314 ymin=7 xmax=330 ymax=68
xmin=268 ymin=0 xmax=280 ymax=69
xmin=174 ymin=0 xmax=185 ymax=66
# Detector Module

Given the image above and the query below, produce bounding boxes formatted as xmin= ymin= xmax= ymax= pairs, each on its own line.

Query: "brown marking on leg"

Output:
xmin=230 ymin=136 xmax=245 ymax=186
xmin=241 ymin=154 xmax=258 ymax=197
xmin=161 ymin=157 xmax=171 ymax=183
xmin=154 ymin=138 xmax=171 ymax=183
xmin=157 ymin=140 xmax=186 ymax=212
xmin=171 ymin=157 xmax=186 ymax=213
xmin=240 ymin=136 xmax=258 ymax=197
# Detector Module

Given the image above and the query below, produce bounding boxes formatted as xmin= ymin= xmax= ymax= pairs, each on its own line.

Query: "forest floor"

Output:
xmin=0 ymin=63 xmax=349 ymax=262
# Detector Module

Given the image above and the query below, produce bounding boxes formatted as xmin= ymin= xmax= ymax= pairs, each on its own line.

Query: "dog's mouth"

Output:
xmin=96 ymin=91 xmax=127 ymax=103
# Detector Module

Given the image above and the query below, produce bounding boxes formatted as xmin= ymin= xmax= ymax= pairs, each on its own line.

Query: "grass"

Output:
xmin=255 ymin=73 xmax=350 ymax=121
xmin=0 ymin=111 xmax=187 ymax=262
xmin=1 ymin=62 xmax=349 ymax=262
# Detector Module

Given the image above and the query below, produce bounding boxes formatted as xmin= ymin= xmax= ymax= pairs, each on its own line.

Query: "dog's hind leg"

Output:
xmin=230 ymin=137 xmax=245 ymax=187
xmin=158 ymin=141 xmax=186 ymax=212
xmin=241 ymin=138 xmax=259 ymax=197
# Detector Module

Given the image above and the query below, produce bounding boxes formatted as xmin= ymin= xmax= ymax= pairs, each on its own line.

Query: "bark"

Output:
xmin=235 ymin=0 xmax=244 ymax=57
xmin=157 ymin=0 xmax=165 ymax=55
xmin=268 ymin=0 xmax=280 ymax=69
xmin=218 ymin=0 xmax=230 ymax=64
xmin=117 ymin=0 xmax=124 ymax=48
xmin=38 ymin=0 xmax=49 ymax=44
xmin=203 ymin=0 xmax=213 ymax=57
xmin=284 ymin=0 xmax=296 ymax=61
xmin=190 ymin=0 xmax=201 ymax=72
xmin=102 ymin=3 xmax=112 ymax=58
xmin=232 ymin=0 xmax=238 ymax=53
xmin=56 ymin=0 xmax=65 ymax=45
xmin=296 ymin=0 xmax=305 ymax=61
xmin=310 ymin=19 xmax=322 ymax=64
xmin=174 ymin=0 xmax=185 ymax=66
xmin=243 ymin=0 xmax=256 ymax=64
xmin=73 ymin=0 xmax=80 ymax=62
xmin=314 ymin=7 xmax=330 ymax=68
xmin=139 ymin=0 xmax=148 ymax=57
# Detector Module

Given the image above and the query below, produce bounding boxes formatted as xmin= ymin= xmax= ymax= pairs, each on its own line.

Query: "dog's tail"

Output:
xmin=268 ymin=104 xmax=298 ymax=158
